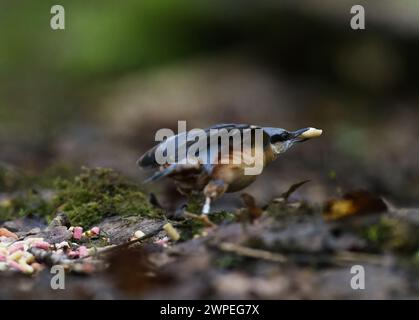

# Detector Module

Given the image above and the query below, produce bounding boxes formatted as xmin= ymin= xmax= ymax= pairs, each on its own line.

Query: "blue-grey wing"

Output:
xmin=137 ymin=123 xmax=269 ymax=170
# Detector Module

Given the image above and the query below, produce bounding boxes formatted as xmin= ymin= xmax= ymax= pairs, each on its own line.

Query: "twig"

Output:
xmin=333 ymin=251 xmax=390 ymax=266
xmin=280 ymin=180 xmax=310 ymax=201
xmin=217 ymin=242 xmax=287 ymax=263
xmin=78 ymin=224 xmax=164 ymax=259
xmin=183 ymin=211 xmax=217 ymax=228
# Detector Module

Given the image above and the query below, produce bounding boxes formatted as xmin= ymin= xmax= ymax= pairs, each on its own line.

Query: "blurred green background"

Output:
xmin=1 ymin=0 xmax=419 ymax=205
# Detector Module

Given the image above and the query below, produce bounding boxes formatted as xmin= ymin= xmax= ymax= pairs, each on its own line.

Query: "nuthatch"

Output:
xmin=138 ymin=124 xmax=322 ymax=214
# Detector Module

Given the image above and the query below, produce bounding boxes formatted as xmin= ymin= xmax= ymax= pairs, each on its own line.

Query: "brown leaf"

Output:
xmin=323 ymin=190 xmax=388 ymax=221
xmin=0 ymin=227 xmax=18 ymax=239
xmin=239 ymin=193 xmax=263 ymax=222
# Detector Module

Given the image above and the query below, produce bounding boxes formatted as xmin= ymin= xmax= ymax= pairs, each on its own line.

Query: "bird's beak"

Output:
xmin=291 ymin=127 xmax=323 ymax=143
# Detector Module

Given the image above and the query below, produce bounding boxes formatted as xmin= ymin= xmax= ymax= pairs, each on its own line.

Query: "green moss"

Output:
xmin=52 ymin=167 xmax=163 ymax=228
xmin=0 ymin=163 xmax=23 ymax=191
xmin=214 ymin=254 xmax=244 ymax=270
xmin=0 ymin=189 xmax=53 ymax=222
xmin=0 ymin=163 xmax=75 ymax=222
xmin=178 ymin=218 xmax=205 ymax=240
xmin=363 ymin=216 xmax=419 ymax=253
xmin=178 ymin=210 xmax=236 ymax=241
xmin=185 ymin=194 xmax=204 ymax=213
xmin=1 ymin=166 xmax=163 ymax=227
xmin=32 ymin=163 xmax=76 ymax=189
xmin=211 ymin=210 xmax=236 ymax=224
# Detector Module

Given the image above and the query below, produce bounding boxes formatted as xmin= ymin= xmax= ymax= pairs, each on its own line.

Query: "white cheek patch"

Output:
xmin=272 ymin=141 xmax=290 ymax=154
xmin=300 ymin=127 xmax=323 ymax=138
xmin=271 ymin=143 xmax=282 ymax=154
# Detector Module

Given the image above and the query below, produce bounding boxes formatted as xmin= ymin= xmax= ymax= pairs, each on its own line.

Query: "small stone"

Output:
xmin=40 ymin=226 xmax=72 ymax=243
xmin=48 ymin=212 xmax=71 ymax=228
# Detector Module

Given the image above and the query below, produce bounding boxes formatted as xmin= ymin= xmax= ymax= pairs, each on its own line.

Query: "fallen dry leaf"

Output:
xmin=323 ymin=190 xmax=387 ymax=221
xmin=0 ymin=227 xmax=18 ymax=240
xmin=238 ymin=193 xmax=263 ymax=222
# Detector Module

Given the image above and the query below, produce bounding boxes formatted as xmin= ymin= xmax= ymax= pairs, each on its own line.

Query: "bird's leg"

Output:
xmin=202 ymin=197 xmax=211 ymax=215
xmin=202 ymin=179 xmax=228 ymax=215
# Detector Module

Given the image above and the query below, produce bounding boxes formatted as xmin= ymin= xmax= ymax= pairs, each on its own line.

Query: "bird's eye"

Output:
xmin=279 ymin=132 xmax=290 ymax=141
xmin=271 ymin=131 xmax=290 ymax=143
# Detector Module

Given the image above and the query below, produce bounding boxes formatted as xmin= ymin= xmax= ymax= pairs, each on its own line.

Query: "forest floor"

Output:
xmin=1 ymin=166 xmax=419 ymax=299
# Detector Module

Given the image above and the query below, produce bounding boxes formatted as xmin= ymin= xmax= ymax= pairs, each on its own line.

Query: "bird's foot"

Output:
xmin=183 ymin=211 xmax=216 ymax=228
xmin=202 ymin=197 xmax=211 ymax=215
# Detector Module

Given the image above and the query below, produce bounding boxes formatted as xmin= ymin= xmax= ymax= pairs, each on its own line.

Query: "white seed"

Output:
xmin=300 ymin=127 xmax=323 ymax=138
xmin=0 ymin=262 xmax=7 ymax=271
xmin=134 ymin=230 xmax=146 ymax=239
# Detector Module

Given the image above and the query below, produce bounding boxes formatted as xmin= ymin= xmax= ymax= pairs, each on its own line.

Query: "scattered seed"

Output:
xmin=134 ymin=230 xmax=146 ymax=239
xmin=163 ymin=223 xmax=180 ymax=241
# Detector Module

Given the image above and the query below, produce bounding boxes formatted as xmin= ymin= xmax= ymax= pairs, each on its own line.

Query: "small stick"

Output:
xmin=333 ymin=251 xmax=389 ymax=266
xmin=217 ymin=242 xmax=287 ymax=263
xmin=78 ymin=224 xmax=164 ymax=259
xmin=183 ymin=211 xmax=217 ymax=228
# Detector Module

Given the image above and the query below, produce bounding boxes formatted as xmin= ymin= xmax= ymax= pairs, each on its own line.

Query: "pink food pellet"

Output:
xmin=8 ymin=242 xmax=24 ymax=254
xmin=7 ymin=260 xmax=22 ymax=272
xmin=154 ymin=237 xmax=170 ymax=247
xmin=73 ymin=227 xmax=83 ymax=240
xmin=90 ymin=227 xmax=100 ymax=235
xmin=78 ymin=246 xmax=88 ymax=258
xmin=68 ymin=250 xmax=79 ymax=258
xmin=31 ymin=241 xmax=50 ymax=250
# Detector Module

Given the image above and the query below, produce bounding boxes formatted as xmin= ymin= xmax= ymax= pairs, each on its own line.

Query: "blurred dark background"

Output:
xmin=1 ymin=0 xmax=418 ymax=207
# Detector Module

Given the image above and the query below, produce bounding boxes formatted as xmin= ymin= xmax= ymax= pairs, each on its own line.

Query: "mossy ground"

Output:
xmin=362 ymin=216 xmax=419 ymax=253
xmin=54 ymin=167 xmax=163 ymax=227
xmin=0 ymin=166 xmax=163 ymax=228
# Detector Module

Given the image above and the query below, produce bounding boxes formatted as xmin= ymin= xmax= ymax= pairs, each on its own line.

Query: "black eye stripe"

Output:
xmin=271 ymin=132 xmax=290 ymax=143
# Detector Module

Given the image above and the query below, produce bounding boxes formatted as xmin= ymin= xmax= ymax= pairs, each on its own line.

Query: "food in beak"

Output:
xmin=299 ymin=127 xmax=323 ymax=139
